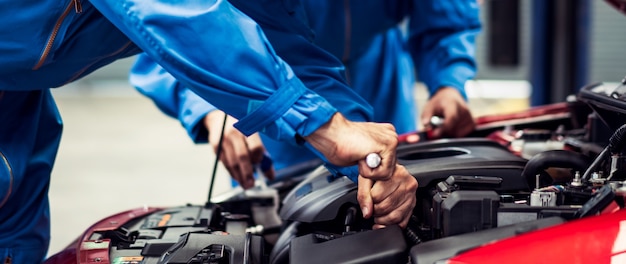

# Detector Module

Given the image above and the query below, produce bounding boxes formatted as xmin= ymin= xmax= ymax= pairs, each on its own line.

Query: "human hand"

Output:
xmin=304 ymin=113 xmax=399 ymax=180
xmin=357 ymin=164 xmax=418 ymax=229
xmin=303 ymin=113 xmax=417 ymax=228
xmin=204 ymin=110 xmax=275 ymax=189
xmin=421 ymin=86 xmax=475 ymax=138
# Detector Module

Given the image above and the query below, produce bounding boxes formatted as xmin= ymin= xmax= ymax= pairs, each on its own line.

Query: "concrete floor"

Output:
xmin=46 ymin=79 xmax=530 ymax=257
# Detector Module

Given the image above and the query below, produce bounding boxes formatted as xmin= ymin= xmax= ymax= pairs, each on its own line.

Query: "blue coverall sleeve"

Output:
xmin=408 ymin=0 xmax=481 ymax=99
xmin=131 ymin=53 xmax=364 ymax=180
xmin=131 ymin=54 xmax=216 ymax=143
xmin=90 ymin=0 xmax=337 ymax=144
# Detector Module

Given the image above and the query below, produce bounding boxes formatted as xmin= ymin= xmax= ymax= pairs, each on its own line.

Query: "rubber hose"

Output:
xmin=522 ymin=150 xmax=591 ymax=189
xmin=609 ymin=124 xmax=626 ymax=154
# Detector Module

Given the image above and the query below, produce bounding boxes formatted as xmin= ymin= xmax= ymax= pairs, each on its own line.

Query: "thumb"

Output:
xmin=357 ymin=175 xmax=374 ymax=219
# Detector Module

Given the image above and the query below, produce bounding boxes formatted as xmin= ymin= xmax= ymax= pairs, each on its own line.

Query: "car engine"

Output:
xmin=45 ymin=80 xmax=626 ymax=264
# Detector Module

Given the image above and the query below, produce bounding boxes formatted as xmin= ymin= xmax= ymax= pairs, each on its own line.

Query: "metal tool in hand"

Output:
xmin=366 ymin=153 xmax=382 ymax=169
xmin=429 ymin=116 xmax=444 ymax=127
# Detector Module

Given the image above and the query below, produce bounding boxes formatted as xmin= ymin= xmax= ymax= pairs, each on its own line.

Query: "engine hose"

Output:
xmin=404 ymin=227 xmax=422 ymax=246
xmin=521 ymin=150 xmax=591 ymax=189
xmin=609 ymin=124 xmax=626 ymax=154
xmin=581 ymin=124 xmax=626 ymax=181
xmin=404 ymin=215 xmax=422 ymax=246
xmin=343 ymin=207 xmax=358 ymax=232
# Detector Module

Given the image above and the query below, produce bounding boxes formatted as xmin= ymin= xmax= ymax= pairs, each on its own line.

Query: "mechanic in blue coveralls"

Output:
xmin=0 ymin=1 xmax=417 ymax=263
xmin=132 ymin=0 xmax=480 ymax=188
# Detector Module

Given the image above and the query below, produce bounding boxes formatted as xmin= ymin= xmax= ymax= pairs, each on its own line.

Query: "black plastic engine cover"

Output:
xmin=290 ymin=225 xmax=407 ymax=264
xmin=157 ymin=232 xmax=266 ymax=264
xmin=396 ymin=138 xmax=528 ymax=191
xmin=280 ymin=138 xmax=529 ymax=223
xmin=436 ymin=190 xmax=501 ymax=237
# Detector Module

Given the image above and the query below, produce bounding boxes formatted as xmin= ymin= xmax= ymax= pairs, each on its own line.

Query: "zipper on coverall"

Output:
xmin=33 ymin=0 xmax=82 ymax=70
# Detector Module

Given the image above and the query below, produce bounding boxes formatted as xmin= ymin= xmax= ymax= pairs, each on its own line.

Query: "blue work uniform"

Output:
xmin=132 ymin=0 xmax=481 ymax=177
xmin=0 ymin=0 xmax=363 ymax=261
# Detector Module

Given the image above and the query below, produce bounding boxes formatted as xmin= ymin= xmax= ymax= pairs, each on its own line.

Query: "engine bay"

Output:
xmin=46 ymin=80 xmax=626 ymax=264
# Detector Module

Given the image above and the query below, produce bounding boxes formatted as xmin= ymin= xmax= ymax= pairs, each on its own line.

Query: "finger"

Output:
xmin=246 ymin=134 xmax=265 ymax=164
xmin=374 ymin=196 xmax=415 ymax=227
xmin=374 ymin=197 xmax=414 ymax=228
xmin=380 ymin=136 xmax=398 ymax=170
xmin=370 ymin=178 xmax=399 ymax=205
xmin=448 ymin=116 xmax=475 ymax=138
xmin=372 ymin=224 xmax=387 ymax=230
xmin=205 ymin=112 xmax=253 ymax=188
xmin=245 ymin=134 xmax=275 ymax=180
xmin=456 ymin=111 xmax=476 ymax=137
xmin=358 ymin=155 xmax=395 ymax=181
xmin=357 ymin=175 xmax=374 ymax=219
xmin=372 ymin=165 xmax=417 ymax=228
xmin=221 ymin=151 xmax=244 ymax=187
xmin=230 ymin=136 xmax=255 ymax=189
xmin=358 ymin=160 xmax=375 ymax=178
xmin=218 ymin=130 xmax=252 ymax=189
xmin=205 ymin=111 xmax=238 ymax=177
xmin=436 ymin=108 xmax=464 ymax=138
xmin=358 ymin=128 xmax=398 ymax=181
xmin=206 ymin=111 xmax=227 ymax=148
xmin=445 ymin=99 xmax=475 ymax=137
xmin=420 ymin=107 xmax=435 ymax=128
xmin=454 ymin=120 xmax=475 ymax=138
